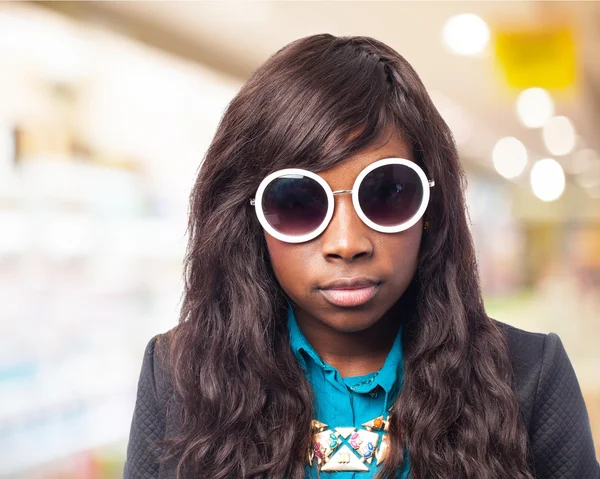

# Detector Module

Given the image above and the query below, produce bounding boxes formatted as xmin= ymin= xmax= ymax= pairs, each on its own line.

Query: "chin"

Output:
xmin=322 ymin=314 xmax=382 ymax=334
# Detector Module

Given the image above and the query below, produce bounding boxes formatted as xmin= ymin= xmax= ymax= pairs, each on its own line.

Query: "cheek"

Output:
xmin=264 ymin=234 xmax=316 ymax=295
xmin=378 ymin=224 xmax=423 ymax=274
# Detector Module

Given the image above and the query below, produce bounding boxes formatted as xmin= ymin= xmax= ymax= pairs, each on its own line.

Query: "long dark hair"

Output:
xmin=159 ymin=34 xmax=533 ymax=479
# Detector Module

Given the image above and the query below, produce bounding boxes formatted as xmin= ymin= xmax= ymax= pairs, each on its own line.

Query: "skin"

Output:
xmin=265 ymin=129 xmax=423 ymax=377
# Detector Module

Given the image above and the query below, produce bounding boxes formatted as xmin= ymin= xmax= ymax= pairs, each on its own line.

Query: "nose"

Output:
xmin=320 ymin=195 xmax=374 ymax=262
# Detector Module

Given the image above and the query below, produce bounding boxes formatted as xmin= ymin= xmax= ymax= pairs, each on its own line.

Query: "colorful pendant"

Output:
xmin=321 ymin=445 xmax=370 ymax=472
xmin=375 ymin=433 xmax=390 ymax=466
xmin=311 ymin=419 xmax=329 ymax=432
xmin=361 ymin=416 xmax=387 ymax=432
xmin=311 ymin=429 xmax=342 ymax=465
xmin=349 ymin=429 xmax=379 ymax=464
xmin=335 ymin=427 xmax=357 ymax=438
xmin=309 ymin=414 xmax=392 ymax=471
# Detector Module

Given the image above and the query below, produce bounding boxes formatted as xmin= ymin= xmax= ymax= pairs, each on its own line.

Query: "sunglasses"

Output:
xmin=250 ymin=158 xmax=435 ymax=243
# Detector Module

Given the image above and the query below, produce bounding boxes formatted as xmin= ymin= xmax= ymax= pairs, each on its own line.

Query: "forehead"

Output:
xmin=319 ymin=132 xmax=414 ymax=190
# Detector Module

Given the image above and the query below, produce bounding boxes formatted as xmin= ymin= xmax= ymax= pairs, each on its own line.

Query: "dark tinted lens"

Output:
xmin=262 ymin=175 xmax=328 ymax=236
xmin=358 ymin=164 xmax=423 ymax=226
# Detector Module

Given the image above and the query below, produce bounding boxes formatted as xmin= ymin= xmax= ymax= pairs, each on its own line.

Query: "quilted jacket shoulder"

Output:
xmin=124 ymin=322 xmax=599 ymax=478
xmin=495 ymin=320 xmax=599 ymax=478
xmin=124 ymin=332 xmax=175 ymax=479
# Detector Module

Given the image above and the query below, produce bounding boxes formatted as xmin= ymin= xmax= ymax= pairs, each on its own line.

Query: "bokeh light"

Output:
xmin=569 ymin=148 xmax=598 ymax=175
xmin=574 ymin=154 xmax=600 ymax=190
xmin=492 ymin=136 xmax=528 ymax=179
xmin=516 ymin=88 xmax=555 ymax=128
xmin=442 ymin=13 xmax=490 ymax=56
xmin=543 ymin=116 xmax=576 ymax=156
xmin=530 ymin=158 xmax=566 ymax=202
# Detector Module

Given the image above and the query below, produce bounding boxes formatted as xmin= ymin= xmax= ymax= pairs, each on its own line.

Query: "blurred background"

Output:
xmin=0 ymin=1 xmax=598 ymax=477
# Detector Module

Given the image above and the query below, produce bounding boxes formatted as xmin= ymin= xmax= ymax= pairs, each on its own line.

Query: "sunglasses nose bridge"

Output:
xmin=331 ymin=189 xmax=357 ymax=219
xmin=321 ymin=189 xmax=373 ymax=261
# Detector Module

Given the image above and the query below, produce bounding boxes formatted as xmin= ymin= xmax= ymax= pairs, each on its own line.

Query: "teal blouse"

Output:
xmin=288 ymin=307 xmax=410 ymax=478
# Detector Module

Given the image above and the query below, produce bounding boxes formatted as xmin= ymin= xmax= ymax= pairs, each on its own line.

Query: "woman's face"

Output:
xmin=264 ymin=130 xmax=424 ymax=335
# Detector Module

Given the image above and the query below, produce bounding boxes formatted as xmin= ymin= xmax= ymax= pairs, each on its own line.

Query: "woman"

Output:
xmin=124 ymin=34 xmax=599 ymax=479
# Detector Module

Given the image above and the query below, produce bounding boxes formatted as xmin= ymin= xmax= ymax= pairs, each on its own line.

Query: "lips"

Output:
xmin=319 ymin=277 xmax=380 ymax=307
xmin=320 ymin=277 xmax=379 ymax=289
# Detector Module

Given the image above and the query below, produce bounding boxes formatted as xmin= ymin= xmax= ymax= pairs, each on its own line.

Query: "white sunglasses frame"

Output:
xmin=250 ymin=157 xmax=435 ymax=244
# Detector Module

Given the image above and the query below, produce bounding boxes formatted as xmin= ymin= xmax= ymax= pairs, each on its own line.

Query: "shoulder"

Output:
xmin=491 ymin=318 xmax=564 ymax=415
xmin=130 ymin=329 xmax=177 ymax=426
xmin=124 ymin=329 xmax=178 ymax=479
xmin=491 ymin=318 xmax=581 ymax=384
xmin=492 ymin=319 xmax=548 ymax=384
xmin=491 ymin=319 xmax=600 ymax=478
xmin=141 ymin=329 xmax=176 ymax=404
xmin=492 ymin=318 xmax=547 ymax=357
xmin=130 ymin=329 xmax=179 ymax=438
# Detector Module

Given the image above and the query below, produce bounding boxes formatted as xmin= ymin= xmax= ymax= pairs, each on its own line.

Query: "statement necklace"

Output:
xmin=307 ymin=414 xmax=391 ymax=472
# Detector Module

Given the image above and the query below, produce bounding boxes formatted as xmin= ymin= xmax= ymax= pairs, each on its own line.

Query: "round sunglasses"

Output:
xmin=250 ymin=158 xmax=435 ymax=243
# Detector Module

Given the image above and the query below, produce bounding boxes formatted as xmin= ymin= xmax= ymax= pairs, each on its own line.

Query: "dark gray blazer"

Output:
xmin=124 ymin=321 xmax=599 ymax=478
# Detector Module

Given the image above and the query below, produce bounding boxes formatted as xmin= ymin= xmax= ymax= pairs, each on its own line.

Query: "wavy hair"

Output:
xmin=159 ymin=34 xmax=533 ymax=479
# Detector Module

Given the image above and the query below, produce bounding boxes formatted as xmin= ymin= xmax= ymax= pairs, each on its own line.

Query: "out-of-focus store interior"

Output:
xmin=0 ymin=1 xmax=598 ymax=477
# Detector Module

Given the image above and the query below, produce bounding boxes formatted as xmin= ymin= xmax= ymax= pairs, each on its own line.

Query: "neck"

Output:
xmin=294 ymin=306 xmax=401 ymax=378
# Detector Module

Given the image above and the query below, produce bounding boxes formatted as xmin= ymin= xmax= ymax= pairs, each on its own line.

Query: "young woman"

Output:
xmin=124 ymin=34 xmax=599 ymax=479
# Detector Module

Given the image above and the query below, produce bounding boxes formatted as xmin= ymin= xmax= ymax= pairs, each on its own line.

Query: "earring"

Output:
xmin=424 ymin=221 xmax=431 ymax=231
